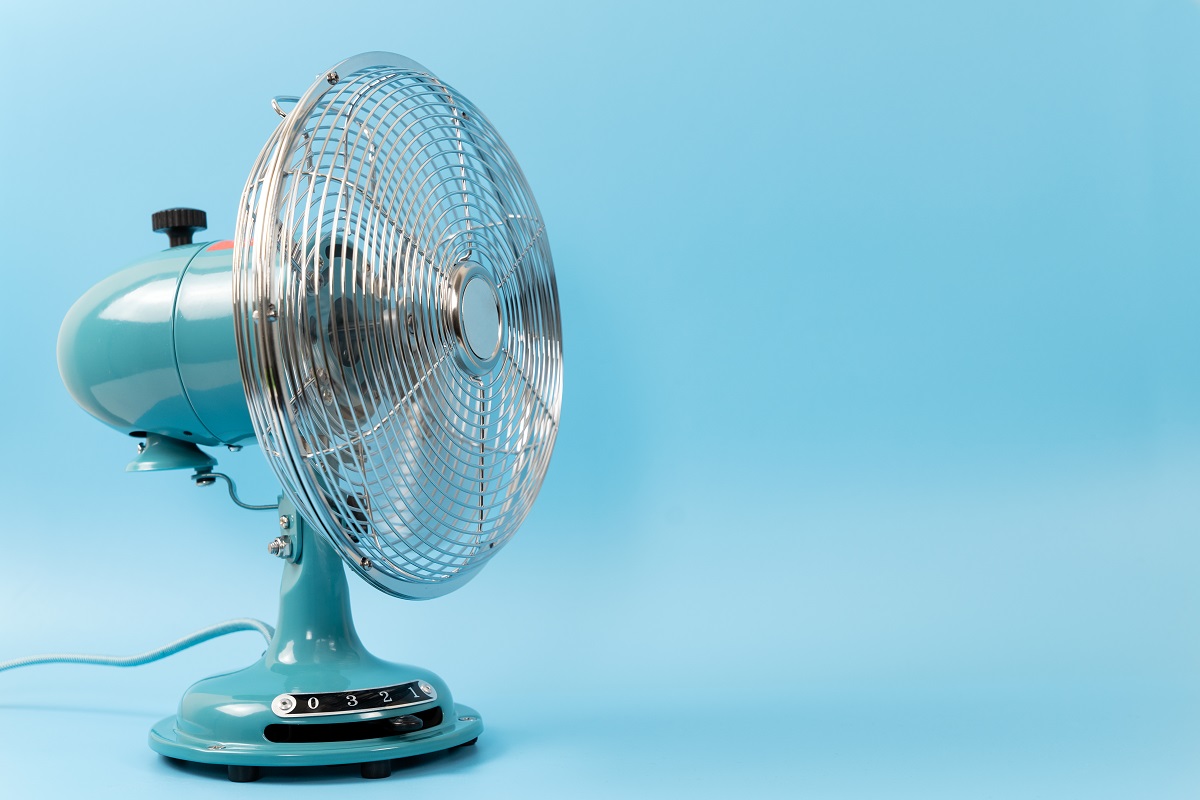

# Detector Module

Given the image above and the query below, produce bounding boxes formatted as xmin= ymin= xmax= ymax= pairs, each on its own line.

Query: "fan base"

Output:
xmin=147 ymin=511 xmax=484 ymax=780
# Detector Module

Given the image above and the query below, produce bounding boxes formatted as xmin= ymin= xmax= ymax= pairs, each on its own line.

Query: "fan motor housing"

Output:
xmin=58 ymin=241 xmax=252 ymax=447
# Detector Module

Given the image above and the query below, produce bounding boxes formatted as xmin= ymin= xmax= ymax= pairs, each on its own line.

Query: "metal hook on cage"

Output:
xmin=192 ymin=469 xmax=279 ymax=511
xmin=271 ymin=96 xmax=300 ymax=118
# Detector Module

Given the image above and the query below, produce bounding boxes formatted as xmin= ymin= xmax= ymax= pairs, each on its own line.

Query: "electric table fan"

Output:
xmin=51 ymin=51 xmax=561 ymax=781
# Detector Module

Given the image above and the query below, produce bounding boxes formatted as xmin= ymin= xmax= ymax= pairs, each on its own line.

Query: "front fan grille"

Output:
xmin=234 ymin=53 xmax=561 ymax=599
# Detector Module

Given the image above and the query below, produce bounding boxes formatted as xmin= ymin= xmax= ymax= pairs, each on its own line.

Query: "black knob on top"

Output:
xmin=152 ymin=207 xmax=207 ymax=248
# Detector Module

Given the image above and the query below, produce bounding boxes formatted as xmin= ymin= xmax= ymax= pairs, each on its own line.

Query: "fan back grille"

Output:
xmin=233 ymin=53 xmax=562 ymax=599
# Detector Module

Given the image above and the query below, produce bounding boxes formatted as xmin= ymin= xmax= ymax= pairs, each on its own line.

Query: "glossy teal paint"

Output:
xmin=174 ymin=242 xmax=254 ymax=444
xmin=125 ymin=433 xmax=217 ymax=472
xmin=57 ymin=242 xmax=253 ymax=447
xmin=149 ymin=498 xmax=483 ymax=767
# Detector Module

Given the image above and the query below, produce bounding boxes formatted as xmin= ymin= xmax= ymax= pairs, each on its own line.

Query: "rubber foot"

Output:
xmin=457 ymin=737 xmax=479 ymax=748
xmin=360 ymin=760 xmax=392 ymax=779
xmin=227 ymin=765 xmax=261 ymax=783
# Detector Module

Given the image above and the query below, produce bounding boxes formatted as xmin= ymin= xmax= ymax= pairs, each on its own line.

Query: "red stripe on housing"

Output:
xmin=207 ymin=240 xmax=234 ymax=251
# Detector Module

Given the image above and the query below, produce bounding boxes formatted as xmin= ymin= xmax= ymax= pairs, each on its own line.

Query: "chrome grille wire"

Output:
xmin=233 ymin=53 xmax=561 ymax=599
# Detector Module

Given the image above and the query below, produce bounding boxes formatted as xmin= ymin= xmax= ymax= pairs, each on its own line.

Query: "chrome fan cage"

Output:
xmin=233 ymin=52 xmax=562 ymax=599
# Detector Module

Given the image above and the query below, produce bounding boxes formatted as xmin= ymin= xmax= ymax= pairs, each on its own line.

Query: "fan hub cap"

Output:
xmin=450 ymin=263 xmax=503 ymax=373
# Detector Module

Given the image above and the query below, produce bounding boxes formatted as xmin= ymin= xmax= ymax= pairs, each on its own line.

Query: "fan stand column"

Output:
xmin=264 ymin=504 xmax=369 ymax=670
xmin=147 ymin=497 xmax=483 ymax=782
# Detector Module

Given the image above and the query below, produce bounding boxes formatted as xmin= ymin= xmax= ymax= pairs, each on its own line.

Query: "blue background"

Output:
xmin=1 ymin=1 xmax=1199 ymax=797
